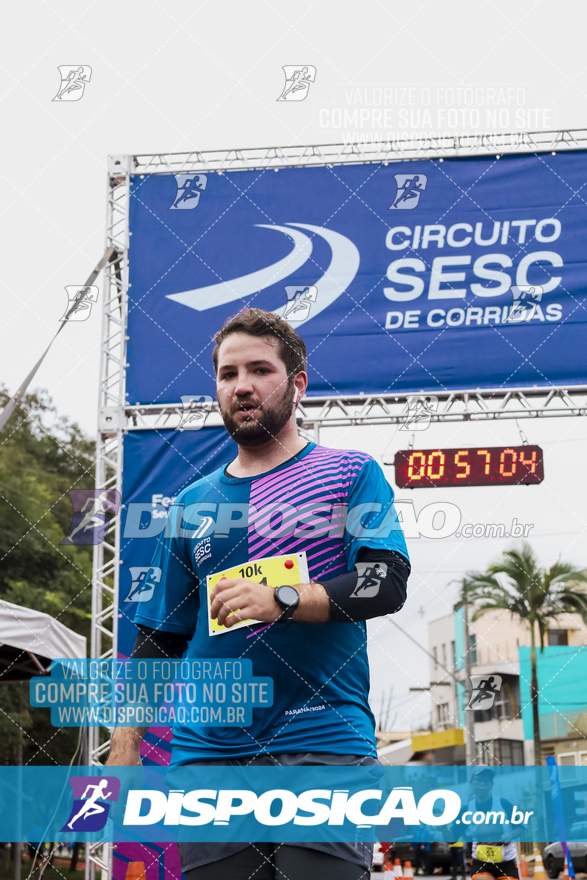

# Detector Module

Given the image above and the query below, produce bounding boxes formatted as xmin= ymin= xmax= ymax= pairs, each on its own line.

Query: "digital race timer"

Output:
xmin=394 ymin=445 xmax=544 ymax=488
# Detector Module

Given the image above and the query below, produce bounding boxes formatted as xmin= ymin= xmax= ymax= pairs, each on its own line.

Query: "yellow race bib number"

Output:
xmin=206 ymin=552 xmax=309 ymax=636
xmin=477 ymin=846 xmax=503 ymax=864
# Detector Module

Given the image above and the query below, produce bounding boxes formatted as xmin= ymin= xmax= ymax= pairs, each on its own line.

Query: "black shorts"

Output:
xmin=184 ymin=843 xmax=371 ymax=880
xmin=472 ymin=858 xmax=520 ymax=880
xmin=174 ymin=752 xmax=379 ymax=873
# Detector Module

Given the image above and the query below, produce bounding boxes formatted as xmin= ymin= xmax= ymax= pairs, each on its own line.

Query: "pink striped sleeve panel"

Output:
xmin=248 ymin=445 xmax=371 ymax=580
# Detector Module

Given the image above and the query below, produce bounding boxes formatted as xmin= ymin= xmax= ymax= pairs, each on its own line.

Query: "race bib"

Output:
xmin=477 ymin=846 xmax=503 ymax=864
xmin=206 ymin=552 xmax=309 ymax=636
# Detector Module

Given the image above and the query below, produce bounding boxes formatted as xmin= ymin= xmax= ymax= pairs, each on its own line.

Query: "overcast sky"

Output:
xmin=2 ymin=0 xmax=587 ymax=731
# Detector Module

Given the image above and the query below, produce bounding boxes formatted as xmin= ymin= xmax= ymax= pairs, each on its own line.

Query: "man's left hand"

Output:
xmin=210 ymin=577 xmax=281 ymax=628
xmin=209 ymin=578 xmax=331 ymax=627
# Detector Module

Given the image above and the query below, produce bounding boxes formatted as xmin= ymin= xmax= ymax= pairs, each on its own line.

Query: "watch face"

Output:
xmin=277 ymin=585 xmax=299 ymax=606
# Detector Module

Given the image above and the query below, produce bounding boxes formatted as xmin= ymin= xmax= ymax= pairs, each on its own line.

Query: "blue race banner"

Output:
xmin=118 ymin=428 xmax=237 ymax=657
xmin=0 ymin=765 xmax=584 ymax=843
xmin=547 ymin=756 xmax=576 ymax=878
xmin=127 ymin=152 xmax=587 ymax=402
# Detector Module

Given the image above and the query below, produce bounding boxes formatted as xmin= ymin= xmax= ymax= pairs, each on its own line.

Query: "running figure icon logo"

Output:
xmin=169 ymin=173 xmax=208 ymax=209
xmin=277 ymin=66 xmax=316 ymax=101
xmin=350 ymin=563 xmax=387 ymax=599
xmin=60 ymin=286 xmax=99 ymax=322
xmin=389 ymin=173 xmax=427 ymax=209
xmin=125 ymin=566 xmax=162 ymax=602
xmin=60 ymin=489 xmax=121 ymax=546
xmin=281 ymin=286 xmax=318 ymax=322
xmin=178 ymin=395 xmax=214 ymax=430
xmin=60 ymin=776 xmax=120 ymax=832
xmin=507 ymin=285 xmax=543 ymax=321
xmin=52 ymin=66 xmax=92 ymax=102
xmin=399 ymin=395 xmax=438 ymax=431
xmin=467 ymin=674 xmax=503 ymax=710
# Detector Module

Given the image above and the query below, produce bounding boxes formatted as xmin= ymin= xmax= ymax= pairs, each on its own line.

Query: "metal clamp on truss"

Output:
xmin=98 ymin=406 xmax=125 ymax=435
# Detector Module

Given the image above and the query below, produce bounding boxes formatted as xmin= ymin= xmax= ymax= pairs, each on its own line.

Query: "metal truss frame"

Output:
xmin=130 ymin=128 xmax=587 ymax=174
xmin=124 ymin=385 xmax=587 ymax=435
xmin=91 ymin=131 xmax=587 ymax=878
xmin=86 ymin=155 xmax=131 ymax=880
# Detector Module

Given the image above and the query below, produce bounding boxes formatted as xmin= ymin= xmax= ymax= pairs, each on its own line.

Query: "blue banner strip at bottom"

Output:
xmin=1 ymin=765 xmax=584 ymax=843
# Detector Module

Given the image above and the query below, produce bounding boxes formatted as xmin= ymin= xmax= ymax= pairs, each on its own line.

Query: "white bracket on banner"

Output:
xmin=99 ymin=406 xmax=125 ymax=434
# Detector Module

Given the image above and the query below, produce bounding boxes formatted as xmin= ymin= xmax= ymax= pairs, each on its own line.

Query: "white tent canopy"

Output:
xmin=0 ymin=599 xmax=86 ymax=661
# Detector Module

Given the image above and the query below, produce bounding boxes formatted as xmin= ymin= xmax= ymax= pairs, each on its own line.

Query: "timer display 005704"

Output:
xmin=394 ymin=445 xmax=544 ymax=488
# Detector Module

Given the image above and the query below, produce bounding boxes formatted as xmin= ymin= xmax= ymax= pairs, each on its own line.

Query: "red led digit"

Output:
xmin=427 ymin=450 xmax=445 ymax=479
xmin=519 ymin=449 xmax=537 ymax=473
xmin=499 ymin=448 xmax=517 ymax=477
xmin=477 ymin=449 xmax=491 ymax=475
xmin=408 ymin=451 xmax=426 ymax=481
xmin=455 ymin=450 xmax=470 ymax=479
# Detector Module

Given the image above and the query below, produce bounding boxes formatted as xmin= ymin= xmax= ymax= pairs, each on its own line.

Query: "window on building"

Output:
xmin=476 ymin=741 xmax=494 ymax=764
xmin=469 ymin=633 xmax=477 ymax=665
xmin=432 ymin=646 xmax=438 ymax=668
xmin=548 ymin=630 xmax=568 ymax=646
xmin=436 ymin=703 xmax=449 ymax=728
xmin=495 ymin=739 xmax=524 ymax=766
xmin=559 ymin=752 xmax=577 ymax=766
xmin=442 ymin=644 xmax=448 ymax=669
xmin=579 ymin=751 xmax=587 ymax=766
xmin=451 ymin=640 xmax=456 ymax=669
xmin=479 ymin=739 xmax=524 ymax=766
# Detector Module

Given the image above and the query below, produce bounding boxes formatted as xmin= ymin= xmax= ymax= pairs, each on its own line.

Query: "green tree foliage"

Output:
xmin=0 ymin=387 xmax=95 ymax=764
xmin=455 ymin=542 xmax=587 ymax=765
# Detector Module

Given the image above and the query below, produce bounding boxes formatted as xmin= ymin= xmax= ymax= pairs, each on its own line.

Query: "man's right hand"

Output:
xmin=106 ymin=727 xmax=146 ymax=766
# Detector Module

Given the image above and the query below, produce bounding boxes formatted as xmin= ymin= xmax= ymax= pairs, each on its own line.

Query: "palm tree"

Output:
xmin=455 ymin=542 xmax=587 ymax=766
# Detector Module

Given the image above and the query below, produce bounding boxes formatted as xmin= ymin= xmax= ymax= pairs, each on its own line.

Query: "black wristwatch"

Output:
xmin=274 ymin=585 xmax=300 ymax=621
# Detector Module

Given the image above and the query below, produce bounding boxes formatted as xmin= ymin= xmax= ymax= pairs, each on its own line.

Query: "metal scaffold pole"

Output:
xmin=87 ymin=155 xmax=131 ymax=880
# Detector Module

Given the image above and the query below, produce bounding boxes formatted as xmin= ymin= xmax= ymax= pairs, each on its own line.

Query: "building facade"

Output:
xmin=426 ymin=609 xmax=587 ymax=765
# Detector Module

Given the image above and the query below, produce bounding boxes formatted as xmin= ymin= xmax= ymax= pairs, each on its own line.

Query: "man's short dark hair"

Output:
xmin=212 ymin=308 xmax=307 ymax=383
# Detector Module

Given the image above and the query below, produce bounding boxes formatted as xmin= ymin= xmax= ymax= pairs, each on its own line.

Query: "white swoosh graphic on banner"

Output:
xmin=275 ymin=223 xmax=360 ymax=327
xmin=166 ymin=225 xmax=313 ymax=311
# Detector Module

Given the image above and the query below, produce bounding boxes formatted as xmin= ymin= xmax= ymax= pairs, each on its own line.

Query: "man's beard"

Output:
xmin=220 ymin=383 xmax=296 ymax=447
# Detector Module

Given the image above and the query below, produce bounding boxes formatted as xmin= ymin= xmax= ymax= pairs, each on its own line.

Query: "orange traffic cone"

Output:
xmin=563 ymin=854 xmax=570 ymax=880
xmin=534 ymin=850 xmax=546 ymax=880
xmin=125 ymin=862 xmax=146 ymax=880
xmin=385 ymin=861 xmax=393 ymax=872
xmin=393 ymin=858 xmax=403 ymax=879
xmin=404 ymin=860 xmax=414 ymax=880
xmin=519 ymin=853 xmax=529 ymax=879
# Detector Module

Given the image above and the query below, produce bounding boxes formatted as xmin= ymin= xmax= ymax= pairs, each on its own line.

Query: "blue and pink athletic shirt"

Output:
xmin=134 ymin=441 xmax=409 ymax=764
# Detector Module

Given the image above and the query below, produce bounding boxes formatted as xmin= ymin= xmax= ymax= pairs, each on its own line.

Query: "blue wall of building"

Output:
xmin=519 ymin=645 xmax=587 ymax=739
